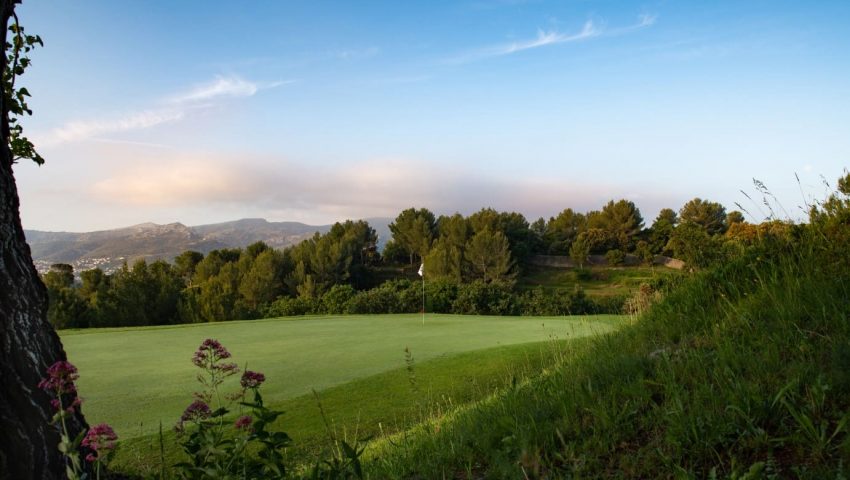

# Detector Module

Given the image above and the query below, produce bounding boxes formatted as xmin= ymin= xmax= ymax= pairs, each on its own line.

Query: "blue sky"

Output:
xmin=12 ymin=0 xmax=850 ymax=231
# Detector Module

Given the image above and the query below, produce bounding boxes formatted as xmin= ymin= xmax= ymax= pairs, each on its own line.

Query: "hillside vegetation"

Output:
xmin=43 ymin=196 xmax=746 ymax=329
xmin=363 ymin=182 xmax=850 ymax=478
xmin=517 ymin=264 xmax=681 ymax=298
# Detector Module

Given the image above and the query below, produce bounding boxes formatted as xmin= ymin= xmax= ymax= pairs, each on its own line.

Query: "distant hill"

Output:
xmin=26 ymin=217 xmax=393 ymax=274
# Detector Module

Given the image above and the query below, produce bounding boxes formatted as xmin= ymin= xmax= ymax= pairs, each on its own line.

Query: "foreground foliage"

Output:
xmin=173 ymin=339 xmax=291 ymax=479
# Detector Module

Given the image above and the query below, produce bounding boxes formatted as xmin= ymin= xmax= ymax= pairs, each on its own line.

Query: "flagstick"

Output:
xmin=418 ymin=262 xmax=425 ymax=326
xmin=421 ymin=271 xmax=425 ymax=326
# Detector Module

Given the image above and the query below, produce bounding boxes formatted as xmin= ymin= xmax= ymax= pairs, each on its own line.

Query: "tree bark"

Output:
xmin=0 ymin=1 xmax=89 ymax=478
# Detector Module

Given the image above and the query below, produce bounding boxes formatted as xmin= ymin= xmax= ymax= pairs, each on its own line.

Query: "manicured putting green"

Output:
xmin=60 ymin=314 xmax=623 ymax=439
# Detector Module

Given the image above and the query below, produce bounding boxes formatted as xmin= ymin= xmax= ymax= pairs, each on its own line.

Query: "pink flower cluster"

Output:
xmin=180 ymin=400 xmax=212 ymax=423
xmin=192 ymin=338 xmax=239 ymax=375
xmin=192 ymin=338 xmax=231 ymax=367
xmin=81 ymin=423 xmax=118 ymax=463
xmin=38 ymin=360 xmax=82 ymax=414
xmin=240 ymin=370 xmax=266 ymax=389
xmin=38 ymin=361 xmax=79 ymax=395
xmin=234 ymin=415 xmax=253 ymax=431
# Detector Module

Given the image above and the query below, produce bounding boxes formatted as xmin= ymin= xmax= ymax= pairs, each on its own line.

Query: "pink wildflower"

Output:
xmin=39 ymin=361 xmax=82 ymax=413
xmin=240 ymin=370 xmax=265 ymax=389
xmin=82 ymin=423 xmax=118 ymax=462
xmin=180 ymin=400 xmax=211 ymax=423
xmin=38 ymin=361 xmax=79 ymax=395
xmin=234 ymin=415 xmax=253 ymax=431
xmin=192 ymin=339 xmax=231 ymax=367
xmin=191 ymin=349 xmax=208 ymax=367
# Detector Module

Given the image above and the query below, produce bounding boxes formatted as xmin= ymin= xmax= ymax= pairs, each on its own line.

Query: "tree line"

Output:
xmin=384 ymin=198 xmax=793 ymax=272
xmin=43 ymin=197 xmax=795 ymax=328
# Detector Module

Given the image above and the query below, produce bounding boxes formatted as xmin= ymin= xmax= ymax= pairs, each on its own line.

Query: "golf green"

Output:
xmin=60 ymin=314 xmax=624 ymax=439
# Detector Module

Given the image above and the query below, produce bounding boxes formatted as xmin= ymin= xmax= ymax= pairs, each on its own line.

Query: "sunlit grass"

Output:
xmin=59 ymin=313 xmax=623 ymax=474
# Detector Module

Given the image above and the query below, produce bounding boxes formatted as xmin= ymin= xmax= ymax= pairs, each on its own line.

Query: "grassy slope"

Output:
xmin=370 ymin=244 xmax=850 ymax=478
xmin=518 ymin=264 xmax=681 ymax=298
xmin=61 ymin=314 xmax=622 ymax=440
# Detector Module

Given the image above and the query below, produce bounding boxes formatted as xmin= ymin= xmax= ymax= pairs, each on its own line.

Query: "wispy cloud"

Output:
xmin=86 ymin=137 xmax=177 ymax=149
xmin=501 ymin=21 xmax=598 ymax=55
xmin=39 ymin=75 xmax=290 ymax=145
xmin=167 ymin=75 xmax=260 ymax=103
xmin=448 ymin=14 xmax=655 ymax=64
xmin=51 ymin=109 xmax=185 ymax=143
xmin=609 ymin=13 xmax=657 ymax=35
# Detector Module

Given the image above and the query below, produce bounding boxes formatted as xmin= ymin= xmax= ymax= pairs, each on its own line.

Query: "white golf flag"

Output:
xmin=417 ymin=263 xmax=424 ymax=277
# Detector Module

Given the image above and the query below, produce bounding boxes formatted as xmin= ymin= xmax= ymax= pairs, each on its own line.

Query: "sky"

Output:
xmin=12 ymin=0 xmax=850 ymax=232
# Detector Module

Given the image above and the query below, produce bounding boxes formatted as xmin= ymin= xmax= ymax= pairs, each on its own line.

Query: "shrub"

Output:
xmin=320 ymin=284 xmax=357 ymax=314
xmin=517 ymin=287 xmax=565 ymax=316
xmin=574 ymin=268 xmax=592 ymax=281
xmin=605 ymin=249 xmax=625 ymax=266
xmin=666 ymin=223 xmax=729 ymax=269
xmin=347 ymin=286 xmax=402 ymax=314
xmin=565 ymin=287 xmax=593 ymax=315
xmin=392 ymin=279 xmax=422 ymax=312
xmin=346 ymin=280 xmax=422 ymax=314
xmin=634 ymin=240 xmax=654 ymax=265
xmin=424 ymin=278 xmax=459 ymax=313
xmin=452 ymin=281 xmax=517 ymax=315
xmin=263 ymin=296 xmax=317 ymax=317
xmin=591 ymin=294 xmax=626 ymax=314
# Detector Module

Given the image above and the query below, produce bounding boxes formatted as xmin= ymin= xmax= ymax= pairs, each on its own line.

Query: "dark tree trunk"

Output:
xmin=0 ymin=1 xmax=89 ymax=478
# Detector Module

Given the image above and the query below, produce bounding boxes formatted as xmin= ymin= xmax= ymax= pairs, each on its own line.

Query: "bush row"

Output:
xmin=263 ymin=279 xmax=627 ymax=318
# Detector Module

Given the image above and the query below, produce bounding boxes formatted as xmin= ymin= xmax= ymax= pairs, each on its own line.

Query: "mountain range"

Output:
xmin=25 ymin=217 xmax=392 ymax=274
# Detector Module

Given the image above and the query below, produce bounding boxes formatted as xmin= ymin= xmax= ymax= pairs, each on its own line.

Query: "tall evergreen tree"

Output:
xmin=545 ymin=208 xmax=586 ymax=254
xmin=649 ymin=208 xmax=678 ymax=254
xmin=463 ymin=228 xmax=514 ymax=283
xmin=388 ymin=208 xmax=436 ymax=265
xmin=679 ymin=198 xmax=728 ymax=235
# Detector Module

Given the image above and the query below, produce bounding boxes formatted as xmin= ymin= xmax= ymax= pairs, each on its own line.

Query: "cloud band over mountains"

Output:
xmin=86 ymin=151 xmax=679 ymax=224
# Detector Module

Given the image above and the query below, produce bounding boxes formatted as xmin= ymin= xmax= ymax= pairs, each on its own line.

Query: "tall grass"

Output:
xmin=368 ymin=207 xmax=850 ymax=477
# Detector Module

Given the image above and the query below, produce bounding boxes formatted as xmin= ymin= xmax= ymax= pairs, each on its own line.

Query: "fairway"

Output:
xmin=61 ymin=314 xmax=623 ymax=439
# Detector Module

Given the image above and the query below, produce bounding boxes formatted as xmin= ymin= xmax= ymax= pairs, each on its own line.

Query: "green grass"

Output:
xmin=368 ymin=239 xmax=850 ymax=478
xmin=111 ymin=336 xmax=601 ymax=476
xmin=60 ymin=314 xmax=623 ymax=443
xmin=517 ymin=264 xmax=681 ymax=298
